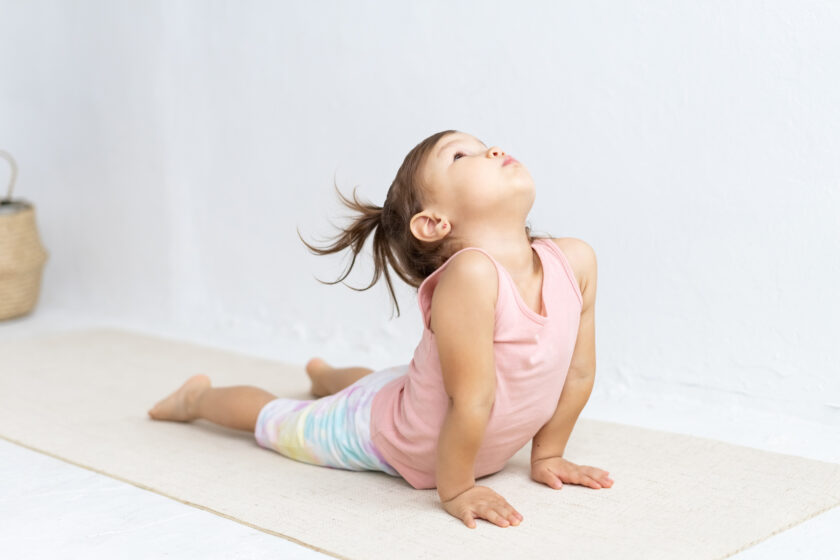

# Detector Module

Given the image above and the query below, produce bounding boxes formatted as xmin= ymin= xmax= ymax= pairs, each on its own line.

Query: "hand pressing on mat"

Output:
xmin=531 ymin=456 xmax=614 ymax=490
xmin=441 ymin=485 xmax=523 ymax=529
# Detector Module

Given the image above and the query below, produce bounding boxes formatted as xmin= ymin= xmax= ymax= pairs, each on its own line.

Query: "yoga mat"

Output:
xmin=1 ymin=328 xmax=838 ymax=559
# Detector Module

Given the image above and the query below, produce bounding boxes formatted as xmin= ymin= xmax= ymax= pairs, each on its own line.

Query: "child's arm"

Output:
xmin=531 ymin=238 xmax=598 ymax=462
xmin=430 ymin=252 xmax=523 ymax=529
xmin=528 ymin=240 xmax=611 ymax=492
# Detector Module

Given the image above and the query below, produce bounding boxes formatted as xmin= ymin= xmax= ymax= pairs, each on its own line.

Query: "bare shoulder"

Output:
xmin=430 ymin=249 xmax=498 ymax=405
xmin=429 ymin=250 xmax=498 ymax=335
xmin=549 ymin=237 xmax=597 ymax=301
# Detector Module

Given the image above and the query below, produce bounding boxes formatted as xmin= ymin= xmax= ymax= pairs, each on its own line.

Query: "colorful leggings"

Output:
xmin=254 ymin=363 xmax=407 ymax=477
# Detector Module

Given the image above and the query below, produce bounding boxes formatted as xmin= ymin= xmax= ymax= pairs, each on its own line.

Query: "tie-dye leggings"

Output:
xmin=254 ymin=363 xmax=407 ymax=477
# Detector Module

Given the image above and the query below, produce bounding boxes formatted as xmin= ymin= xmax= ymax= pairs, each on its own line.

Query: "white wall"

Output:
xmin=1 ymin=0 xmax=838 ymax=425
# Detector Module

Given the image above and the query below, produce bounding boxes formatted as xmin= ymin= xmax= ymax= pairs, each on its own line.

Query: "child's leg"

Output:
xmin=193 ymin=384 xmax=278 ymax=432
xmin=305 ymin=357 xmax=375 ymax=397
xmin=255 ymin=364 xmax=408 ymax=475
xmin=147 ymin=374 xmax=277 ymax=432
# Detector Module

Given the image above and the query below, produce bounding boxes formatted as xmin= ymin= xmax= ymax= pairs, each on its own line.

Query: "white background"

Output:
xmin=1 ymin=2 xmax=838 ymax=557
xmin=2 ymin=1 xmax=838 ymax=423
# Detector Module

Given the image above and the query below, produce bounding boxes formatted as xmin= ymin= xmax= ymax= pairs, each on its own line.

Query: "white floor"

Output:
xmin=1 ymin=308 xmax=838 ymax=559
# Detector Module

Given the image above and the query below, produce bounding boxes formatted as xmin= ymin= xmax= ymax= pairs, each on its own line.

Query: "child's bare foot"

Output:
xmin=305 ymin=357 xmax=332 ymax=397
xmin=147 ymin=374 xmax=212 ymax=422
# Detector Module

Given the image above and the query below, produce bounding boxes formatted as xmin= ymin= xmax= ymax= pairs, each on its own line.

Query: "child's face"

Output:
xmin=417 ymin=131 xmax=535 ymax=237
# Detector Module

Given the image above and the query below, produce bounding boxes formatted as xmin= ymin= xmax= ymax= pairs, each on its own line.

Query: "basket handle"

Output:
xmin=0 ymin=150 xmax=18 ymax=203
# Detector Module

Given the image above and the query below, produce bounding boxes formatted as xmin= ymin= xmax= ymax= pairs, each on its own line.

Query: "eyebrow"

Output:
xmin=436 ymin=137 xmax=488 ymax=159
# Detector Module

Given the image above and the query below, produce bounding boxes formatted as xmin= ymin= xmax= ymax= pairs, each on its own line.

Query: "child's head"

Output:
xmin=411 ymin=130 xmax=536 ymax=246
xmin=298 ymin=129 xmax=539 ymax=319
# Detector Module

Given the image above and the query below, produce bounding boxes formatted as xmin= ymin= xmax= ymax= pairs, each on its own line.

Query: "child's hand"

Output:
xmin=440 ymin=485 xmax=523 ymax=529
xmin=530 ymin=456 xmax=614 ymax=490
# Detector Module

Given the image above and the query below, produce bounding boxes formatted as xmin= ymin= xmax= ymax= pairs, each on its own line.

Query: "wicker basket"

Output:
xmin=0 ymin=150 xmax=49 ymax=321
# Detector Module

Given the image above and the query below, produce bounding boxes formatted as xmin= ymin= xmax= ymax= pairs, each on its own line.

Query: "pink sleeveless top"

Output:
xmin=369 ymin=238 xmax=584 ymax=489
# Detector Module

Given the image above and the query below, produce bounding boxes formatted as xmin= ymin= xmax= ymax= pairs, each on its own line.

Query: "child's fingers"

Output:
xmin=582 ymin=474 xmax=602 ymax=488
xmin=483 ymin=508 xmax=511 ymax=527
xmin=590 ymin=469 xmax=614 ymax=486
xmin=586 ymin=466 xmax=612 ymax=480
xmin=534 ymin=468 xmax=563 ymax=489
xmin=461 ymin=511 xmax=476 ymax=529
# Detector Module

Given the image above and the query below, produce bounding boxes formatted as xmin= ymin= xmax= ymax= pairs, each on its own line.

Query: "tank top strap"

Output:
xmin=534 ymin=238 xmax=583 ymax=307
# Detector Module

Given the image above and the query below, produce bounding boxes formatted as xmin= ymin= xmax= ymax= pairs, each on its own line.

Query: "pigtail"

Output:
xmin=297 ymin=176 xmax=402 ymax=318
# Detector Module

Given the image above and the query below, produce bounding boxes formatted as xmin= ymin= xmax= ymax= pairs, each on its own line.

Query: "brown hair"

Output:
xmin=297 ymin=129 xmax=551 ymax=319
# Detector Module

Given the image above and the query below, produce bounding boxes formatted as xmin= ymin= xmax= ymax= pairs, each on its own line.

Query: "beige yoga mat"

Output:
xmin=1 ymin=328 xmax=838 ymax=559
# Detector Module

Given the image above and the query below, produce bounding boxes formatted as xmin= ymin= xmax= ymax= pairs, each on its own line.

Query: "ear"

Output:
xmin=410 ymin=211 xmax=450 ymax=242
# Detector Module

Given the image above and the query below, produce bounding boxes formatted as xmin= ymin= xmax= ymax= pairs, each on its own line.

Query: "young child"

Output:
xmin=148 ymin=129 xmax=613 ymax=530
